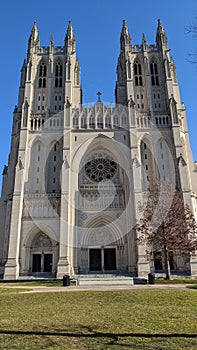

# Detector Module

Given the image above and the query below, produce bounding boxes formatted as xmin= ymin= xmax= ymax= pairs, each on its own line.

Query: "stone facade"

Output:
xmin=0 ymin=19 xmax=197 ymax=280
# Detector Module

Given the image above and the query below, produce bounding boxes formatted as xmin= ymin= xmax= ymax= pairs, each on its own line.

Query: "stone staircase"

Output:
xmin=73 ymin=274 xmax=134 ymax=286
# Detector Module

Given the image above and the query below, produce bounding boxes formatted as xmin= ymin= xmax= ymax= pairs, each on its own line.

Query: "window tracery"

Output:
xmin=55 ymin=61 xmax=63 ymax=88
xmin=134 ymin=60 xmax=143 ymax=86
xmin=150 ymin=60 xmax=159 ymax=85
xmin=85 ymin=158 xmax=117 ymax=182
xmin=38 ymin=62 xmax=47 ymax=88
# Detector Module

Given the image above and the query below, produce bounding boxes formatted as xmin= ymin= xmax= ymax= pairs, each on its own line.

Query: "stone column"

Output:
xmin=4 ymin=166 xmax=24 ymax=279
xmin=56 ymin=150 xmax=70 ymax=278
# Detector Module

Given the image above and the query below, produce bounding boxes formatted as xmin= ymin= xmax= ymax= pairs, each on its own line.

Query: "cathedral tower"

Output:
xmin=0 ymin=20 xmax=197 ymax=280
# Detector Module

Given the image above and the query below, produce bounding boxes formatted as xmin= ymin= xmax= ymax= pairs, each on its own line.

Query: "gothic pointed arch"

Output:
xmin=81 ymin=215 xmax=124 ymax=248
xmin=156 ymin=136 xmax=176 ymax=185
xmin=133 ymin=57 xmax=148 ymax=111
xmin=45 ymin=139 xmax=62 ymax=193
xmin=133 ymin=57 xmax=143 ymax=86
xmin=23 ymin=224 xmax=58 ymax=248
xmin=28 ymin=139 xmax=45 ymax=193
xmin=28 ymin=231 xmax=55 ymax=275
xmin=76 ymin=137 xmax=130 ymax=215
xmin=150 ymin=57 xmax=159 ymax=86
xmin=140 ymin=137 xmax=157 ymax=191
xmin=38 ymin=59 xmax=47 ymax=88
xmin=71 ymin=133 xmax=131 ymax=178
xmin=31 ymin=231 xmax=52 ymax=250
xmin=54 ymin=59 xmax=63 ymax=88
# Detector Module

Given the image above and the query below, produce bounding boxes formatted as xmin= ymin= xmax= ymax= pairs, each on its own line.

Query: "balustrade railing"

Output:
xmin=29 ymin=114 xmax=63 ymax=131
xmin=79 ymin=187 xmax=125 ymax=210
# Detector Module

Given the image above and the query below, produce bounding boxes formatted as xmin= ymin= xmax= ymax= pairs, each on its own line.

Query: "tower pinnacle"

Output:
xmin=120 ymin=19 xmax=131 ymax=51
xmin=29 ymin=21 xmax=39 ymax=44
xmin=142 ymin=33 xmax=148 ymax=51
xmin=65 ymin=20 xmax=76 ymax=53
xmin=27 ymin=21 xmax=40 ymax=57
xmin=156 ymin=18 xmax=168 ymax=49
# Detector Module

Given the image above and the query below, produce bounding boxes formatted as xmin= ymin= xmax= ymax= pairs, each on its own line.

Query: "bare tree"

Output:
xmin=186 ymin=16 xmax=197 ymax=64
xmin=136 ymin=182 xmax=197 ymax=280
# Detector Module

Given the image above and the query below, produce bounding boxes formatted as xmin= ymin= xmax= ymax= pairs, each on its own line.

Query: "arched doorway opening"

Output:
xmin=89 ymin=247 xmax=116 ymax=272
xmin=80 ymin=217 xmax=126 ymax=273
xmin=30 ymin=232 xmax=53 ymax=276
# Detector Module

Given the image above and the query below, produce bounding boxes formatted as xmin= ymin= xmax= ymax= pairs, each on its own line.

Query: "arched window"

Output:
xmin=73 ymin=115 xmax=79 ymax=128
xmin=55 ymin=61 xmax=63 ymax=88
xmin=45 ymin=141 xmax=61 ymax=193
xmin=150 ymin=60 xmax=159 ymax=86
xmin=43 ymin=78 xmax=46 ymax=88
xmin=43 ymin=65 xmax=47 ymax=77
xmin=28 ymin=141 xmax=43 ymax=193
xmin=39 ymin=65 xmax=43 ymax=77
xmin=134 ymin=60 xmax=143 ymax=86
xmin=140 ymin=140 xmax=155 ymax=191
xmin=38 ymin=62 xmax=47 ymax=88
xmin=38 ymin=78 xmax=42 ymax=88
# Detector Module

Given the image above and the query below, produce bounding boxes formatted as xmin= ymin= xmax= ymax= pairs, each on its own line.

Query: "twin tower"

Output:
xmin=0 ymin=20 xmax=197 ymax=280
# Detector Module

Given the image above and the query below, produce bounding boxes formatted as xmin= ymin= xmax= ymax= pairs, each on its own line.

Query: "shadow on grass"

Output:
xmin=0 ymin=328 xmax=196 ymax=339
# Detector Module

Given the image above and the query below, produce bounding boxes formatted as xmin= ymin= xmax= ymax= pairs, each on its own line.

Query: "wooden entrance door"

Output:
xmin=104 ymin=248 xmax=116 ymax=270
xmin=89 ymin=249 xmax=102 ymax=271
xmin=44 ymin=254 xmax=52 ymax=272
xmin=32 ymin=254 xmax=41 ymax=272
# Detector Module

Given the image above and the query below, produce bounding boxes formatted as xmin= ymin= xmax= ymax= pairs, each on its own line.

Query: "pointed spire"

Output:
xmin=29 ymin=21 xmax=39 ymax=44
xmin=49 ymin=34 xmax=54 ymax=53
xmin=120 ymin=19 xmax=131 ymax=51
xmin=142 ymin=33 xmax=148 ymax=51
xmin=64 ymin=20 xmax=76 ymax=53
xmin=67 ymin=20 xmax=75 ymax=40
xmin=32 ymin=21 xmax=39 ymax=39
xmin=142 ymin=33 xmax=146 ymax=44
xmin=50 ymin=34 xmax=54 ymax=46
xmin=156 ymin=19 xmax=168 ymax=49
xmin=28 ymin=21 xmax=40 ymax=57
xmin=122 ymin=20 xmax=128 ymax=35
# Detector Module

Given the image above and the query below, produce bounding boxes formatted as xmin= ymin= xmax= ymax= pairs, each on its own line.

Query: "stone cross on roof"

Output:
xmin=97 ymin=91 xmax=102 ymax=102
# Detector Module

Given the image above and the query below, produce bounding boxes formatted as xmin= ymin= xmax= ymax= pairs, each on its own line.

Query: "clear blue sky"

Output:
xmin=0 ymin=0 xmax=196 ymax=190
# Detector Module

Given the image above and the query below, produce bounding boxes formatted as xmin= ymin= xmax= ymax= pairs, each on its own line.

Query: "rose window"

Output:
xmin=85 ymin=158 xmax=117 ymax=182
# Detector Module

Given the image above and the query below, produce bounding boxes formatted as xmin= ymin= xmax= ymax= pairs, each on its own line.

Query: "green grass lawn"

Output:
xmin=0 ymin=280 xmax=63 ymax=287
xmin=155 ymin=278 xmax=197 ymax=284
xmin=0 ymin=289 xmax=196 ymax=350
xmin=1 ymin=278 xmax=197 ymax=288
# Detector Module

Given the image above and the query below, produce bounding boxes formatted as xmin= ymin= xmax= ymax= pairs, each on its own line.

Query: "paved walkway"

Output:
xmin=0 ymin=284 xmax=189 ymax=293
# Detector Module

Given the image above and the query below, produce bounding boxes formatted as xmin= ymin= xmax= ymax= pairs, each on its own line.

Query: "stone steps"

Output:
xmin=75 ymin=274 xmax=134 ymax=286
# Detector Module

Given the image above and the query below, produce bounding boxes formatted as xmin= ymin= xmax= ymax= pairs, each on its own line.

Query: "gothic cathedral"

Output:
xmin=0 ymin=20 xmax=197 ymax=280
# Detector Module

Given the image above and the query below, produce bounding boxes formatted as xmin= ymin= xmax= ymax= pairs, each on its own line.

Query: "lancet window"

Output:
xmin=55 ymin=61 xmax=63 ymax=88
xmin=150 ymin=60 xmax=159 ymax=86
xmin=38 ymin=62 xmax=47 ymax=88
xmin=134 ymin=60 xmax=143 ymax=86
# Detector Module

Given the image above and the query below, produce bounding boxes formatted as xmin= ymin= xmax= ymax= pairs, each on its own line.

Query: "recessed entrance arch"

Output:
xmin=89 ymin=247 xmax=116 ymax=271
xmin=30 ymin=232 xmax=53 ymax=275
xmin=79 ymin=216 xmax=125 ymax=273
